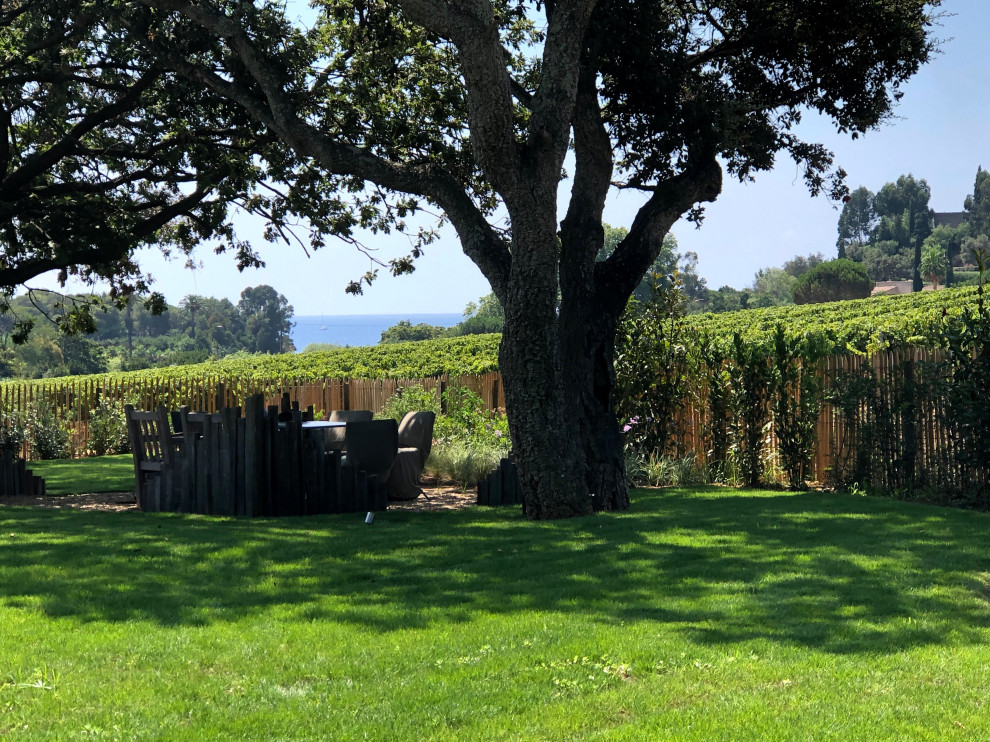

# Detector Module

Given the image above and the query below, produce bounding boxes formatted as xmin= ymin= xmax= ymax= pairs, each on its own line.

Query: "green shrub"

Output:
xmin=727 ymin=333 xmax=774 ymax=487
xmin=944 ymin=248 xmax=990 ymax=499
xmin=381 ymin=383 xmax=510 ymax=488
xmin=769 ymin=325 xmax=827 ymax=489
xmin=434 ymin=385 xmax=510 ymax=450
xmin=792 ymin=258 xmax=874 ymax=304
xmin=615 ymin=273 xmax=692 ymax=458
xmin=380 ymin=384 xmax=441 ymax=423
xmin=28 ymin=399 xmax=71 ymax=460
xmin=952 ymin=271 xmax=982 ymax=287
xmin=88 ymin=396 xmax=131 ymax=456
xmin=0 ymin=408 xmax=27 ymax=458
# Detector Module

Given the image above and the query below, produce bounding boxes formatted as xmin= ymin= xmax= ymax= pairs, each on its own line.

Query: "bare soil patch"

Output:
xmin=0 ymin=492 xmax=140 ymax=512
xmin=0 ymin=477 xmax=477 ymax=513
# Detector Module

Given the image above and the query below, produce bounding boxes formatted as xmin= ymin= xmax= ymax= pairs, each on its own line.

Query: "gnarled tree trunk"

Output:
xmin=558 ymin=304 xmax=629 ymax=512
xmin=499 ymin=207 xmax=593 ymax=519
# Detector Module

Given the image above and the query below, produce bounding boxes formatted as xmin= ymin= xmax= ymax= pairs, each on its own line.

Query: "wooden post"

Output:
xmin=265 ymin=405 xmax=279 ymax=516
xmin=243 ymin=395 xmax=263 ymax=517
xmin=489 ymin=465 xmax=503 ymax=506
xmin=235 ymin=416 xmax=247 ymax=516
xmin=287 ymin=412 xmax=303 ymax=516
xmin=325 ymin=452 xmax=342 ymax=514
xmin=501 ymin=457 xmax=518 ymax=505
xmin=216 ymin=407 xmax=239 ymax=516
xmin=195 ymin=422 xmax=211 ymax=515
xmin=177 ymin=435 xmax=194 ymax=514
xmin=303 ymin=435 xmax=320 ymax=516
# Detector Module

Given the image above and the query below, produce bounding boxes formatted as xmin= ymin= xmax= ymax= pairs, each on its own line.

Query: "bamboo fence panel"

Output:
xmin=0 ymin=350 xmax=976 ymax=493
xmin=0 ymin=372 xmax=507 ymax=457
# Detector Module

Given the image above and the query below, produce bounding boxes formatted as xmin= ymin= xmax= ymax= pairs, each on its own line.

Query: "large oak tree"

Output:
xmin=11 ymin=0 xmax=941 ymax=517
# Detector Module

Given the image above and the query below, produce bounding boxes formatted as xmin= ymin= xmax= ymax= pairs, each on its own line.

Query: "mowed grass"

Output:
xmin=2 ymin=487 xmax=990 ymax=740
xmin=28 ymin=455 xmax=134 ymax=495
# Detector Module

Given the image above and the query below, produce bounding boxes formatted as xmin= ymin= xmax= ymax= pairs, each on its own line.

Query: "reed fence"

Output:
xmin=0 ymin=372 xmax=503 ymax=457
xmin=0 ymin=351 xmax=980 ymax=493
xmin=673 ymin=347 xmax=981 ymax=492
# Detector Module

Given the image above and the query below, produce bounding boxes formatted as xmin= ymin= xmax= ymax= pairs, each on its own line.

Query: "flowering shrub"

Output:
xmin=434 ymin=386 xmax=509 ymax=450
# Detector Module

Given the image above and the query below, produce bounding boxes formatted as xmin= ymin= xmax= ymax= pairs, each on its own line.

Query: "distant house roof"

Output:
xmin=872 ymin=281 xmax=913 ymax=296
xmin=932 ymin=211 xmax=967 ymax=229
xmin=872 ymin=281 xmax=936 ymax=296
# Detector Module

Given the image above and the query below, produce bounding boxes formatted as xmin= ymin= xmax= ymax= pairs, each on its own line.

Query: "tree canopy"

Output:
xmin=4 ymin=0 xmax=942 ymax=517
xmin=839 ymin=167 xmax=990 ymax=288
xmin=0 ymin=0 xmax=282 ymax=305
xmin=837 ymin=187 xmax=878 ymax=258
xmin=963 ymin=166 xmax=990 ymax=237
xmin=237 ymin=285 xmax=294 ymax=354
xmin=839 ymin=174 xmax=934 ymax=286
xmin=0 ymin=284 xmax=294 ymax=377
xmin=793 ymin=259 xmax=874 ymax=305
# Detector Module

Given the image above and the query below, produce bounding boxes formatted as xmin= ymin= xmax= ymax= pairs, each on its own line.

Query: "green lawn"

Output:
xmin=1 ymin=487 xmax=989 ymax=740
xmin=28 ymin=455 xmax=134 ymax=495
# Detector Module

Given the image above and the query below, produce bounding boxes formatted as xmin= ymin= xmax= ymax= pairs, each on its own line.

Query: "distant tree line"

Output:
xmin=837 ymin=168 xmax=990 ymax=290
xmin=625 ymin=166 xmax=990 ymax=314
xmin=0 ymin=285 xmax=293 ymax=379
xmin=378 ymin=293 xmax=506 ymax=344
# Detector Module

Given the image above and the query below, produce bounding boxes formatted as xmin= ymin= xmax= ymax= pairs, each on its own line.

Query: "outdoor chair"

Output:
xmin=387 ymin=411 xmax=436 ymax=501
xmin=325 ymin=409 xmax=374 ymax=451
xmin=342 ymin=418 xmax=398 ymax=509
xmin=124 ymin=404 xmax=176 ymax=509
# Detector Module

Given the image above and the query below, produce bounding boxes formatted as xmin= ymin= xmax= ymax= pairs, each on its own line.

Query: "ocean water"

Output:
xmin=291 ymin=313 xmax=463 ymax=350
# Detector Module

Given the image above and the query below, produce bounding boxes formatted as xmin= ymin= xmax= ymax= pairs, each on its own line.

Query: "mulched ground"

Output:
xmin=0 ymin=477 xmax=477 ymax=513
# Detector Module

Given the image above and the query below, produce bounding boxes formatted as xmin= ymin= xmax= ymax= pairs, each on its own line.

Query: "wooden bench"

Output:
xmin=124 ymin=404 xmax=176 ymax=510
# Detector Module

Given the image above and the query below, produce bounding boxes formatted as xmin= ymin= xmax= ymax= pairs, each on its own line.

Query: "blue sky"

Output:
xmin=42 ymin=0 xmax=990 ymax=316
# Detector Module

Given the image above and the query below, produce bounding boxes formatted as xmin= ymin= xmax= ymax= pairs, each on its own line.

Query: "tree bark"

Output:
xmin=558 ymin=300 xmax=629 ymax=511
xmin=499 ymin=209 xmax=592 ymax=519
xmin=500 ymin=318 xmax=592 ymax=519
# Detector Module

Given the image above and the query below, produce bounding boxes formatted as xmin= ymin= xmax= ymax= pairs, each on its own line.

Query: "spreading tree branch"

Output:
xmin=597 ymin=154 xmax=723 ymax=314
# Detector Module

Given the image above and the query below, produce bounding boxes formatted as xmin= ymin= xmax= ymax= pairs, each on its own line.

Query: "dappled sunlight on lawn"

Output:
xmin=1 ymin=486 xmax=988 ymax=657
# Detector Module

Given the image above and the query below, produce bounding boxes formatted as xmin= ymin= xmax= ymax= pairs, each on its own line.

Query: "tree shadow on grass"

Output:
xmin=1 ymin=486 xmax=988 ymax=656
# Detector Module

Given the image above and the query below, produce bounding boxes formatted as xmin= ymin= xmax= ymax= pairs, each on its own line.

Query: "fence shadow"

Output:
xmin=1 ymin=486 xmax=988 ymax=655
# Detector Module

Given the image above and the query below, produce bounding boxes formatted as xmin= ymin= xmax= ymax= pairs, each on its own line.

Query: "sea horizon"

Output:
xmin=291 ymin=312 xmax=463 ymax=350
